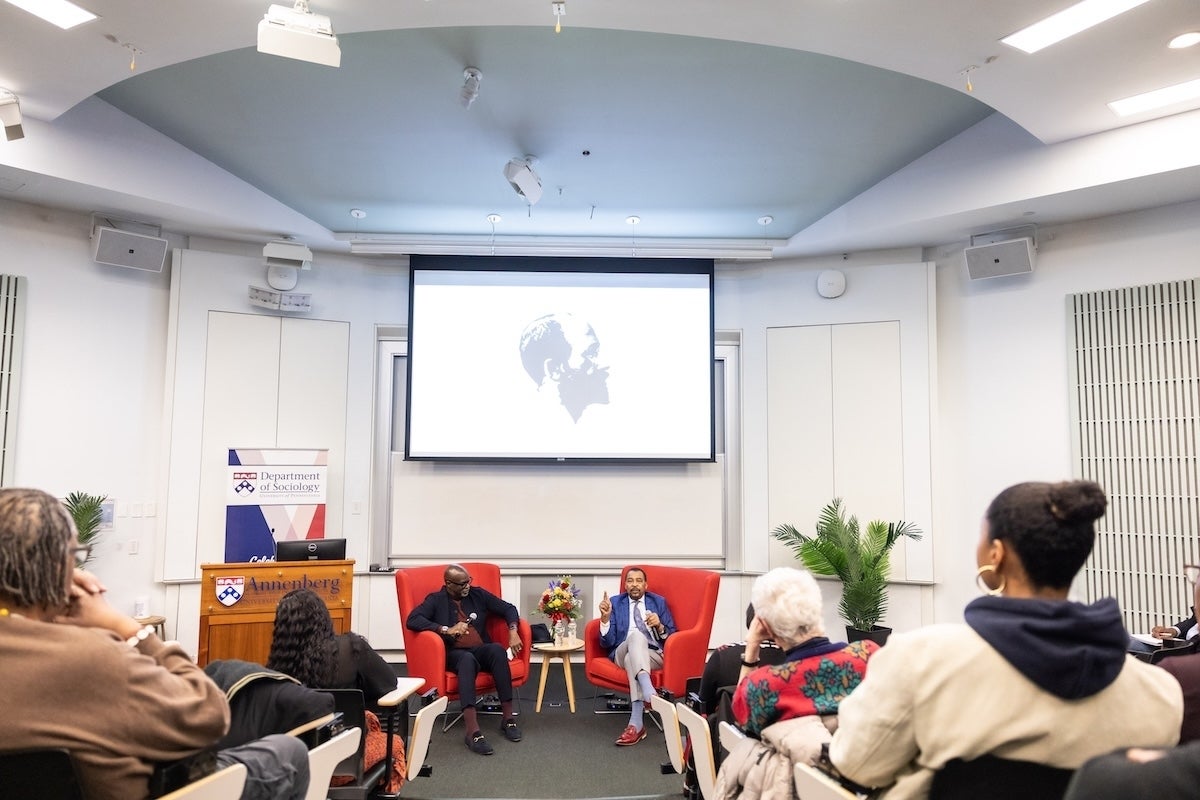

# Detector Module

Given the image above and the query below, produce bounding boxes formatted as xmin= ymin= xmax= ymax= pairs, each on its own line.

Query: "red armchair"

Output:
xmin=584 ymin=564 xmax=720 ymax=700
xmin=394 ymin=562 xmax=533 ymax=708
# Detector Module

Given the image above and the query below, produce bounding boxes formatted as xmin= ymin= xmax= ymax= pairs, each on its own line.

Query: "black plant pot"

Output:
xmin=846 ymin=625 xmax=892 ymax=646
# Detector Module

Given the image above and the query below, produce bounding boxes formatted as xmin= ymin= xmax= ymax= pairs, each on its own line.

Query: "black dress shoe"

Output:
xmin=466 ymin=731 xmax=494 ymax=755
xmin=500 ymin=718 xmax=522 ymax=742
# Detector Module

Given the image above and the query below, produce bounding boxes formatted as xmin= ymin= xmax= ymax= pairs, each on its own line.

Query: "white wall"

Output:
xmin=930 ymin=198 xmax=1200 ymax=625
xmin=0 ymin=199 xmax=172 ymax=618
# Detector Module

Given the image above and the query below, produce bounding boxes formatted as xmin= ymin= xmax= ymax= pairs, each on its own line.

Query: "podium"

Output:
xmin=198 ymin=560 xmax=354 ymax=666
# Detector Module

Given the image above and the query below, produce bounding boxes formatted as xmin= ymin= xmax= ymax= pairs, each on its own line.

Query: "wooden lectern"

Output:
xmin=198 ymin=560 xmax=354 ymax=666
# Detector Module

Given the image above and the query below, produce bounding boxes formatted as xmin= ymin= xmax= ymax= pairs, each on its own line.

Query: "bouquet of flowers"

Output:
xmin=538 ymin=575 xmax=582 ymax=622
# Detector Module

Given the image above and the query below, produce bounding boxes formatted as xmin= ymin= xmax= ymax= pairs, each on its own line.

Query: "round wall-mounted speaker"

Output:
xmin=816 ymin=269 xmax=846 ymax=299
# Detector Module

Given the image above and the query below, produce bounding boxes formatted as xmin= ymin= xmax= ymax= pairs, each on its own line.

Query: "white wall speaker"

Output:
xmin=964 ymin=237 xmax=1035 ymax=280
xmin=92 ymin=226 xmax=168 ymax=273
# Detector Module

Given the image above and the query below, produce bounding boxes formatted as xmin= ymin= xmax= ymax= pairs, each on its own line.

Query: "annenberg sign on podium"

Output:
xmin=226 ymin=448 xmax=328 ymax=562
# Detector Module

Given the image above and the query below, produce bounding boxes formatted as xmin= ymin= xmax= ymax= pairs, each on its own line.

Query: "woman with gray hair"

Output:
xmin=731 ymin=567 xmax=877 ymax=737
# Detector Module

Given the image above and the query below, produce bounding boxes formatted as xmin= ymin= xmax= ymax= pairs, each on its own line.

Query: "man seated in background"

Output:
xmin=0 ymin=487 xmax=309 ymax=800
xmin=406 ymin=563 xmax=524 ymax=756
xmin=1150 ymin=564 xmax=1200 ymax=643
xmin=598 ymin=567 xmax=677 ymax=746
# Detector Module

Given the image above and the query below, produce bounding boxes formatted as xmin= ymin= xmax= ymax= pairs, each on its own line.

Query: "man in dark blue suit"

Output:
xmin=598 ymin=567 xmax=677 ymax=746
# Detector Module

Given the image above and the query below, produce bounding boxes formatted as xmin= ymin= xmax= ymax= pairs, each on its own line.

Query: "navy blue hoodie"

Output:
xmin=963 ymin=595 xmax=1129 ymax=700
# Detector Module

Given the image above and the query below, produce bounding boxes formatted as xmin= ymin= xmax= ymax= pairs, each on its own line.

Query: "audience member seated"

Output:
xmin=0 ymin=487 xmax=230 ymax=800
xmin=1064 ymin=742 xmax=1200 ymax=800
xmin=698 ymin=603 xmax=786 ymax=716
xmin=406 ymin=563 xmax=525 ymax=756
xmin=204 ymin=657 xmax=334 ymax=746
xmin=267 ymin=588 xmax=398 ymax=711
xmin=1150 ymin=565 xmax=1200 ymax=644
xmin=732 ymin=568 xmax=876 ymax=738
xmin=714 ymin=568 xmax=876 ymax=800
xmin=829 ymin=480 xmax=1183 ymax=799
xmin=267 ymin=587 xmax=407 ymax=791
xmin=1127 ymin=564 xmax=1200 ymax=655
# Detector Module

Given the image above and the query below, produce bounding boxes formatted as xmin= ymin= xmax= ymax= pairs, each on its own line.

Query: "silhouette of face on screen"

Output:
xmin=519 ymin=312 xmax=610 ymax=422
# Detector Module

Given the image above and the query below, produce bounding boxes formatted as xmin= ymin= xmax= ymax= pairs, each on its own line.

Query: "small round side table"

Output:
xmin=533 ymin=638 xmax=585 ymax=712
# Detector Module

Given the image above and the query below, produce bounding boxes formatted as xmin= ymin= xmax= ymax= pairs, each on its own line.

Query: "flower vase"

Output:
xmin=567 ymin=620 xmax=577 ymax=643
xmin=553 ymin=619 xmax=566 ymax=646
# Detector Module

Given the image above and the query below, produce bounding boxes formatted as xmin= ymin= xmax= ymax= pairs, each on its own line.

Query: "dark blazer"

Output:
xmin=1171 ymin=610 xmax=1197 ymax=638
xmin=406 ymin=586 xmax=519 ymax=647
xmin=599 ymin=591 xmax=676 ymax=658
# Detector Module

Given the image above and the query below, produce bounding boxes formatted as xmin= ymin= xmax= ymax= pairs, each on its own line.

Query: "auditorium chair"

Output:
xmin=584 ymin=564 xmax=720 ymax=703
xmin=394 ymin=562 xmax=533 ymax=728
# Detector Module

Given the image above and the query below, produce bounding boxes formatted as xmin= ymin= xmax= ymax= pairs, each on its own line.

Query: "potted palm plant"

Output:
xmin=771 ymin=498 xmax=921 ymax=645
xmin=63 ymin=491 xmax=107 ymax=566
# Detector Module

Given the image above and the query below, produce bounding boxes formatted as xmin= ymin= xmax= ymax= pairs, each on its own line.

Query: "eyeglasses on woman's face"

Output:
xmin=71 ymin=544 xmax=92 ymax=568
xmin=1184 ymin=565 xmax=1200 ymax=585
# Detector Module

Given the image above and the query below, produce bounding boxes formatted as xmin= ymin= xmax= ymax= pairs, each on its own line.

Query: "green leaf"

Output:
xmin=770 ymin=499 xmax=923 ymax=631
xmin=63 ymin=491 xmax=107 ymax=565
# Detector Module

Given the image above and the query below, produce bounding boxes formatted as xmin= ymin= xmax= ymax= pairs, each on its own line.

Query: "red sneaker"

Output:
xmin=615 ymin=724 xmax=647 ymax=746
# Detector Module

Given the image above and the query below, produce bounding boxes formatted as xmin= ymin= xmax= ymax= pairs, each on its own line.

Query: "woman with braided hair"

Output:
xmin=829 ymin=480 xmax=1184 ymax=799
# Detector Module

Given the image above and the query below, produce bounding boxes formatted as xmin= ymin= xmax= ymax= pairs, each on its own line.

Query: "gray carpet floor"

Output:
xmin=396 ymin=666 xmax=685 ymax=800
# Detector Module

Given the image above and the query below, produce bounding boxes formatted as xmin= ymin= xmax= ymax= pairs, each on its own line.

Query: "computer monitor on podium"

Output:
xmin=275 ymin=537 xmax=347 ymax=562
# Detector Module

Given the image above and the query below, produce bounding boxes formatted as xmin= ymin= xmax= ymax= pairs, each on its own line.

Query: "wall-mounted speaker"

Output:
xmin=92 ymin=225 xmax=168 ymax=273
xmin=964 ymin=237 xmax=1035 ymax=281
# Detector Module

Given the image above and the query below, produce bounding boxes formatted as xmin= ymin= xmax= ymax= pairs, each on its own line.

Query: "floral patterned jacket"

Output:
xmin=732 ymin=637 xmax=878 ymax=737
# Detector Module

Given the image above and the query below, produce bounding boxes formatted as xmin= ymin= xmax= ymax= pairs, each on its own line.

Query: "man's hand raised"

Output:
xmin=598 ymin=590 xmax=611 ymax=623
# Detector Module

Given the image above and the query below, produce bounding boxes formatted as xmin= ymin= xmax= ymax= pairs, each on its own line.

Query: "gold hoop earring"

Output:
xmin=975 ymin=564 xmax=1006 ymax=596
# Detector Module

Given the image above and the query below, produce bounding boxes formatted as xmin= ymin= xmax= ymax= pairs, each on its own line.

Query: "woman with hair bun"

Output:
xmin=829 ymin=480 xmax=1183 ymax=799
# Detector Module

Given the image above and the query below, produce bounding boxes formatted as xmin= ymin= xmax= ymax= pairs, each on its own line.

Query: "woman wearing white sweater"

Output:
xmin=829 ymin=480 xmax=1183 ymax=799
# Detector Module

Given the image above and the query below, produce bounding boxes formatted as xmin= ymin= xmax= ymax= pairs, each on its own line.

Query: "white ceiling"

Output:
xmin=1 ymin=0 xmax=1198 ymax=258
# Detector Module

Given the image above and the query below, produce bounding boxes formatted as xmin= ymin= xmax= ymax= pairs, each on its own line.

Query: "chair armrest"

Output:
xmin=404 ymin=629 xmax=450 ymax=692
xmin=377 ymin=677 xmax=426 ymax=708
xmin=285 ymin=712 xmax=337 ymax=738
xmin=584 ymin=618 xmax=606 ymax=661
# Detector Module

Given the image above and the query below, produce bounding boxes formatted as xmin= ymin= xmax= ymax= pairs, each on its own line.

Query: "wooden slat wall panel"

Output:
xmin=1068 ymin=279 xmax=1200 ymax=633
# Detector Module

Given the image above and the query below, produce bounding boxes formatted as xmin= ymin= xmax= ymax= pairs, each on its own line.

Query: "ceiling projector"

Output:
xmin=257 ymin=2 xmax=341 ymax=68
xmin=503 ymin=157 xmax=543 ymax=206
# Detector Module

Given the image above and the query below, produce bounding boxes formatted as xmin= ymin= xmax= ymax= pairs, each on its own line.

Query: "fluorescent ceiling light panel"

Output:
xmin=3 ymin=0 xmax=96 ymax=29
xmin=1108 ymin=77 xmax=1200 ymax=116
xmin=1001 ymin=0 xmax=1151 ymax=54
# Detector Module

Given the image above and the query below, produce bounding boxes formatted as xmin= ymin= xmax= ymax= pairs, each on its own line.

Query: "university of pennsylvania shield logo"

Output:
xmin=216 ymin=576 xmax=245 ymax=607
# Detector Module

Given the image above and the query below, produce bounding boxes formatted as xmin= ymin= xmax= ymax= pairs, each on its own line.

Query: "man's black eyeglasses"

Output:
xmin=446 ymin=576 xmax=472 ymax=588
xmin=71 ymin=544 xmax=92 ymax=568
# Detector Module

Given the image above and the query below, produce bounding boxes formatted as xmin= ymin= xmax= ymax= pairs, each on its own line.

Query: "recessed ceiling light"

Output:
xmin=1168 ymin=32 xmax=1200 ymax=49
xmin=757 ymin=215 xmax=774 ymax=226
xmin=1108 ymin=76 xmax=1200 ymax=116
xmin=2 ymin=0 xmax=97 ymax=29
xmin=625 ymin=215 xmax=641 ymax=225
xmin=349 ymin=208 xmax=366 ymax=219
xmin=486 ymin=214 xmax=502 ymax=224
xmin=1001 ymin=0 xmax=1151 ymax=54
